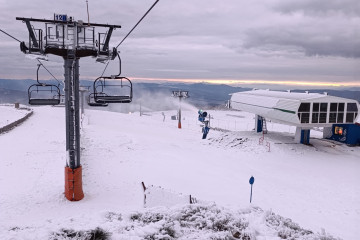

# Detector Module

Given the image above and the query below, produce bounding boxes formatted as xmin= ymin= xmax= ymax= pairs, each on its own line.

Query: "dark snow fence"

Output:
xmin=0 ymin=108 xmax=33 ymax=134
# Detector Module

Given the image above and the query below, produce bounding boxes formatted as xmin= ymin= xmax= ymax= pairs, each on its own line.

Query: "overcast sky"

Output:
xmin=0 ymin=0 xmax=359 ymax=88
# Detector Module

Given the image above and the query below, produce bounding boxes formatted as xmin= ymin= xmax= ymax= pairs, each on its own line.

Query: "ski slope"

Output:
xmin=0 ymin=106 xmax=359 ymax=239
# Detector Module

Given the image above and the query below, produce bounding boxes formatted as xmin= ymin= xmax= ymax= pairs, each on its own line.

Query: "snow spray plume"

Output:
xmin=106 ymin=88 xmax=198 ymax=114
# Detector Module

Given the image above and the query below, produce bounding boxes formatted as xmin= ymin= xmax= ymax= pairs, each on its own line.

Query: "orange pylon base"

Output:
xmin=65 ymin=166 xmax=84 ymax=201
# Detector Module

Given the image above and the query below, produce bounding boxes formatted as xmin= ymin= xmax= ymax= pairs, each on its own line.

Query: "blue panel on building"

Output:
xmin=328 ymin=124 xmax=360 ymax=145
xmin=301 ymin=129 xmax=310 ymax=145
xmin=256 ymin=116 xmax=263 ymax=133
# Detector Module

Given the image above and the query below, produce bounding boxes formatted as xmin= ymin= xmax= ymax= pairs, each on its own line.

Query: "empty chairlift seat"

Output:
xmin=27 ymin=63 xmax=61 ymax=106
xmin=93 ymin=76 xmax=133 ymax=104
xmin=89 ymin=52 xmax=132 ymax=106
xmin=28 ymin=84 xmax=61 ymax=105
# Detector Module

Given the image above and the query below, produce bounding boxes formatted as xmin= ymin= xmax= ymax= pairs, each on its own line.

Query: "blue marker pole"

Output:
xmin=249 ymin=176 xmax=255 ymax=203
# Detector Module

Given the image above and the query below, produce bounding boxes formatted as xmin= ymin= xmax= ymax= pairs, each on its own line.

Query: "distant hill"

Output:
xmin=0 ymin=88 xmax=28 ymax=104
xmin=0 ymin=79 xmax=250 ymax=108
xmin=0 ymin=79 xmax=359 ymax=109
xmin=0 ymin=79 xmax=34 ymax=91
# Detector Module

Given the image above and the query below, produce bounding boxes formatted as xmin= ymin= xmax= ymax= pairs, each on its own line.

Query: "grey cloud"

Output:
xmin=241 ymin=26 xmax=360 ymax=58
xmin=275 ymin=0 xmax=360 ymax=17
xmin=0 ymin=0 xmax=359 ymax=85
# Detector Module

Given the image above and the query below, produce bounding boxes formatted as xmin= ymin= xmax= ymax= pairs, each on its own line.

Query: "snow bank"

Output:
xmin=145 ymin=185 xmax=193 ymax=208
xmin=0 ymin=105 xmax=30 ymax=128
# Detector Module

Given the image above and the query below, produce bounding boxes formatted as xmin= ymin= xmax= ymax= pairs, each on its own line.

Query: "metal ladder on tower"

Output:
xmin=261 ymin=117 xmax=268 ymax=134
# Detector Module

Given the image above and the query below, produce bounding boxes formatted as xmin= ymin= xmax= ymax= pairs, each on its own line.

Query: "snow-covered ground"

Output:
xmin=0 ymin=106 xmax=359 ymax=239
xmin=0 ymin=105 xmax=29 ymax=128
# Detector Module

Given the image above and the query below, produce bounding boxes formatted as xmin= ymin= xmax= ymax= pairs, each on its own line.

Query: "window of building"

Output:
xmin=338 ymin=103 xmax=345 ymax=123
xmin=329 ymin=113 xmax=336 ymax=123
xmin=329 ymin=103 xmax=337 ymax=123
xmin=320 ymin=103 xmax=327 ymax=112
xmin=329 ymin=103 xmax=344 ymax=123
xmin=313 ymin=103 xmax=319 ymax=111
xmin=346 ymin=103 xmax=359 ymax=123
xmin=312 ymin=103 xmax=319 ymax=123
xmin=338 ymin=103 xmax=345 ymax=111
xmin=312 ymin=102 xmax=327 ymax=123
xmin=312 ymin=112 xmax=319 ymax=123
xmin=319 ymin=103 xmax=328 ymax=123
xmin=298 ymin=103 xmax=310 ymax=123
xmin=298 ymin=103 xmax=310 ymax=112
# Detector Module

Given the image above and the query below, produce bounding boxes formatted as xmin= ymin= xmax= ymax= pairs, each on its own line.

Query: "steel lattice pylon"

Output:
xmin=9 ymin=0 xmax=160 ymax=201
xmin=16 ymin=16 xmax=121 ymax=201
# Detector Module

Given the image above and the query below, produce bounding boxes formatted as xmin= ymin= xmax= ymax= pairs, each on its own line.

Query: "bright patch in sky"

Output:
xmin=131 ymin=77 xmax=360 ymax=87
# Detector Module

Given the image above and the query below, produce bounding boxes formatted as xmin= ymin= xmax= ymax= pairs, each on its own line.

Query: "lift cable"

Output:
xmin=100 ymin=0 xmax=159 ymax=77
xmin=115 ymin=0 xmax=159 ymax=49
xmin=100 ymin=60 xmax=111 ymax=77
xmin=0 ymin=29 xmax=63 ymax=87
xmin=0 ymin=29 xmax=22 ymax=43
xmin=37 ymin=59 xmax=64 ymax=87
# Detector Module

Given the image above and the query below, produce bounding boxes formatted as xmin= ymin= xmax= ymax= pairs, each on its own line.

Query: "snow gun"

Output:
xmin=198 ymin=110 xmax=207 ymax=122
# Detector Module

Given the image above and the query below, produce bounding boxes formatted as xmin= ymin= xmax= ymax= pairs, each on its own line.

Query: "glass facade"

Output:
xmin=298 ymin=102 xmax=358 ymax=124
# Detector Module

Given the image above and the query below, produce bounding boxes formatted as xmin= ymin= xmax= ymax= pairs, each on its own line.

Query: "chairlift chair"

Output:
xmin=91 ymin=52 xmax=133 ymax=104
xmin=93 ymin=76 xmax=132 ymax=103
xmin=28 ymin=64 xmax=61 ymax=105
xmin=87 ymin=93 xmax=108 ymax=107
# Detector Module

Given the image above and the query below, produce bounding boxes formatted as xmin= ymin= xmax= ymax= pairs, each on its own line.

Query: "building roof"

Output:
xmin=238 ymin=89 xmax=329 ymax=101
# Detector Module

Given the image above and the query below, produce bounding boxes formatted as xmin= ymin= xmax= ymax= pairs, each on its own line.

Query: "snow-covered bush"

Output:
xmin=265 ymin=211 xmax=340 ymax=240
xmin=49 ymin=227 xmax=110 ymax=240
xmin=125 ymin=204 xmax=254 ymax=239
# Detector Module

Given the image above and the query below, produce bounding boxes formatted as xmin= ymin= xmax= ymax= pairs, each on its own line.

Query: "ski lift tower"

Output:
xmin=16 ymin=14 xmax=120 ymax=201
xmin=172 ymin=90 xmax=189 ymax=129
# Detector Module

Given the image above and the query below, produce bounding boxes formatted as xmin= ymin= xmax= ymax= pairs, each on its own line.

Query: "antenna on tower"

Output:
xmin=86 ymin=0 xmax=90 ymax=26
